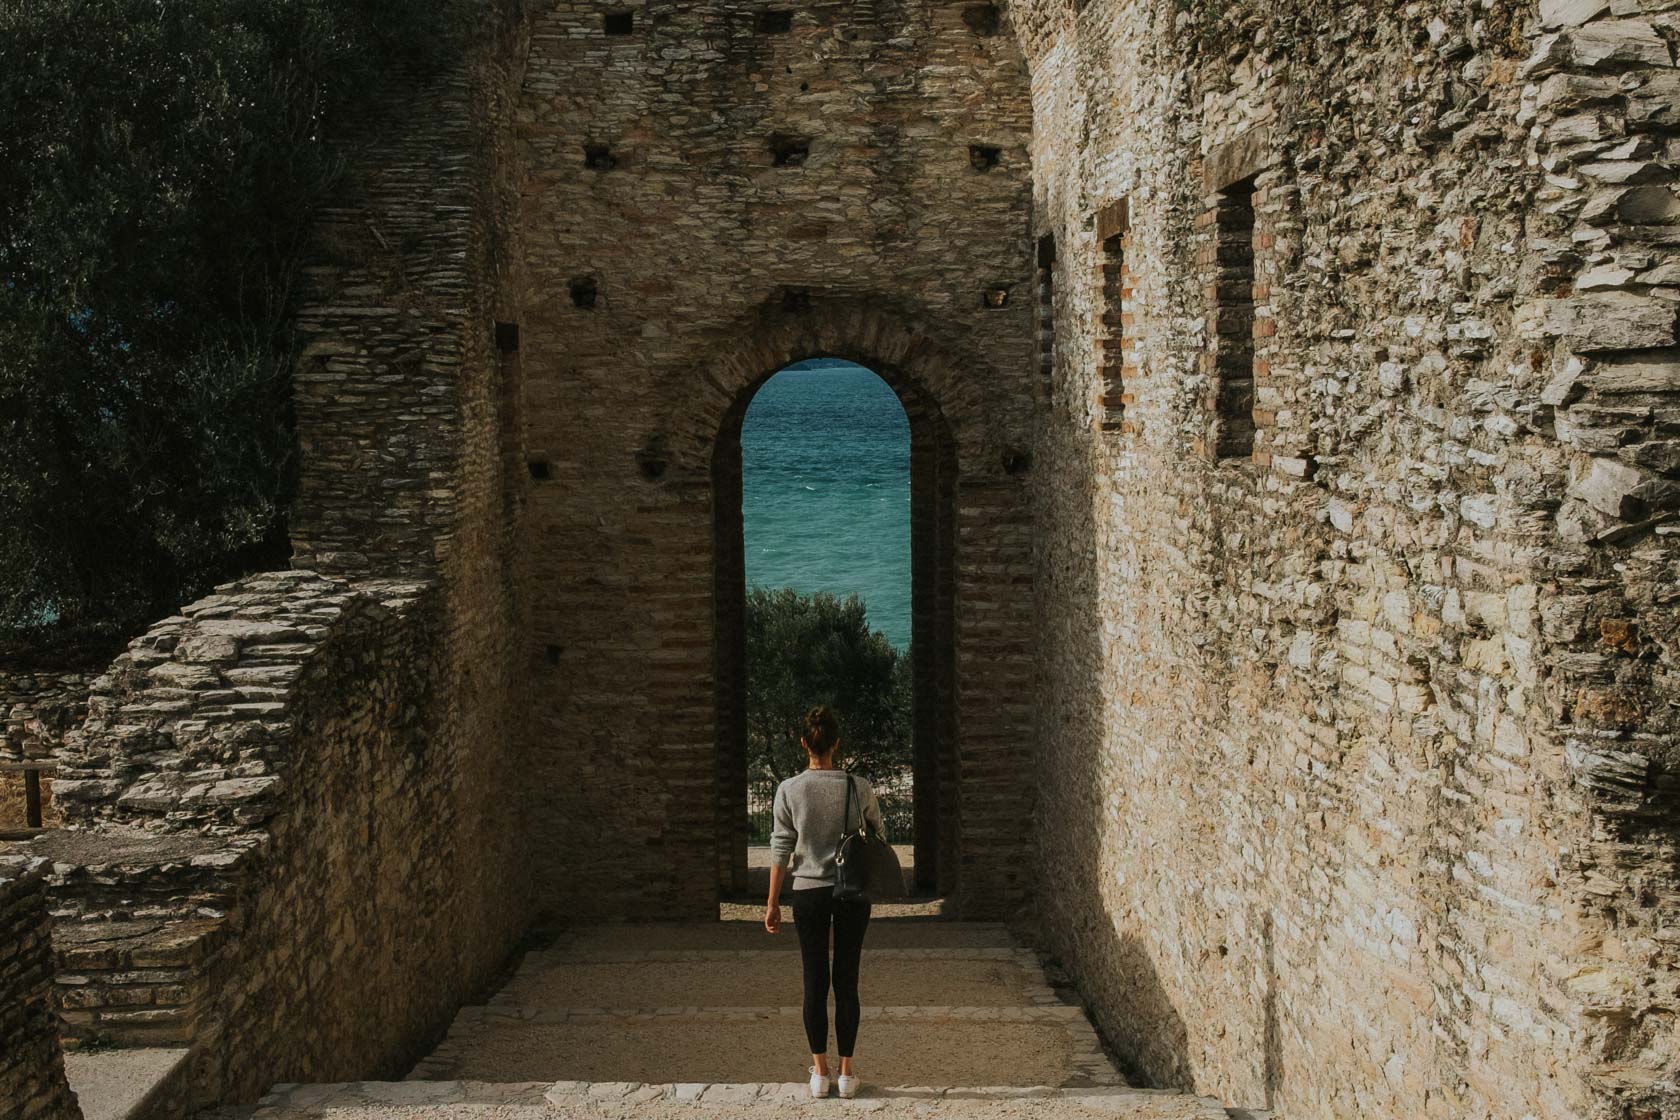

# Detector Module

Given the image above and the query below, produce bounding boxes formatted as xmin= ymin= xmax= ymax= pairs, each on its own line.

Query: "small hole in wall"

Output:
xmin=570 ymin=277 xmax=598 ymax=309
xmin=969 ymin=145 xmax=1001 ymax=172
xmin=584 ymin=144 xmax=617 ymax=170
xmin=981 ymin=287 xmax=1010 ymax=309
xmin=780 ymin=288 xmax=811 ymax=313
xmin=768 ymin=134 xmax=810 ymax=167
xmin=495 ymin=321 xmax=520 ymax=352
xmin=603 ymin=10 xmax=634 ymax=34
xmin=1001 ymin=447 xmax=1032 ymax=475
xmin=1217 ymin=943 xmax=1229 ymax=957
xmin=636 ymin=450 xmax=667 ymax=481
xmin=758 ymin=9 xmax=792 ymax=32
xmin=961 ymin=3 xmax=999 ymax=35
xmin=528 ymin=460 xmax=553 ymax=481
xmin=544 ymin=644 xmax=562 ymax=665
xmin=799 ymin=81 xmax=809 ymax=92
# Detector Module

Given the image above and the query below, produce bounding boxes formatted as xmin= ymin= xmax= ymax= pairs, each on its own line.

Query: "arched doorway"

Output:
xmin=713 ymin=353 xmax=958 ymax=902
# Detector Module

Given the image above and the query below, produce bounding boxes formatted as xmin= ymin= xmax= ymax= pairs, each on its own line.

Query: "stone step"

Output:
xmin=489 ymin=947 xmax=1059 ymax=1012
xmin=407 ymin=1004 xmax=1120 ymax=1088
xmin=53 ymin=916 xmax=226 ymax=1047
xmin=64 ymin=1046 xmax=191 ymax=1120
xmin=253 ymin=1079 xmax=1234 ymax=1120
xmin=553 ymin=920 xmax=1016 ymax=954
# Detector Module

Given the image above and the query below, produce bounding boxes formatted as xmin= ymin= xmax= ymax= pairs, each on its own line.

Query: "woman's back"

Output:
xmin=769 ymin=768 xmax=884 ymax=891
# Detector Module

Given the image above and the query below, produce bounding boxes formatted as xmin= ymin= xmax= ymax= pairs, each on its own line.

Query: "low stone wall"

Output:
xmin=1 ymin=664 xmax=100 ymax=830
xmin=1 ymin=666 xmax=97 ymax=763
xmin=0 ymin=855 xmax=82 ymax=1120
xmin=35 ymin=568 xmax=527 ymax=1106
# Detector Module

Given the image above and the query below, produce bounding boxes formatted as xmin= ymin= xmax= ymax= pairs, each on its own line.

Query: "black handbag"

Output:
xmin=832 ymin=774 xmax=905 ymax=903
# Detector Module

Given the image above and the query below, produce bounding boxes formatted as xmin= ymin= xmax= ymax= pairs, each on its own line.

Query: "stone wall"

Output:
xmin=1017 ymin=1 xmax=1680 ymax=1118
xmin=1 ymin=664 xmax=103 ymax=830
xmin=35 ymin=570 xmax=524 ymax=1105
xmin=0 ymin=855 xmax=82 ymax=1120
xmin=512 ymin=0 xmax=1039 ymax=920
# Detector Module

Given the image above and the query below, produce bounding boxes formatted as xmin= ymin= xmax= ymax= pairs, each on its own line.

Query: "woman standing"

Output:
xmin=764 ymin=705 xmax=885 ymax=1099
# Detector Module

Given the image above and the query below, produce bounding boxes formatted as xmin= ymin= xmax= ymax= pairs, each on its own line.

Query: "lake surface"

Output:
xmin=741 ymin=360 xmax=910 ymax=650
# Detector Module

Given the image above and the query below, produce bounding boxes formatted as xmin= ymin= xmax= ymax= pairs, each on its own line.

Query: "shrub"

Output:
xmin=745 ymin=586 xmax=912 ymax=787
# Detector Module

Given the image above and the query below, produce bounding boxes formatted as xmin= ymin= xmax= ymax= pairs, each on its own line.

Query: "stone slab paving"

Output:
xmin=555 ymin=920 xmax=1014 ymax=953
xmin=249 ymin=922 xmax=1251 ymax=1119
xmin=251 ymin=1080 xmax=1234 ymax=1119
xmin=409 ymin=921 xmax=1113 ymax=1089
xmin=492 ymin=949 xmax=1057 ymax=1010
xmin=64 ymin=1047 xmax=191 ymax=1120
xmin=410 ymin=1008 xmax=1115 ymax=1088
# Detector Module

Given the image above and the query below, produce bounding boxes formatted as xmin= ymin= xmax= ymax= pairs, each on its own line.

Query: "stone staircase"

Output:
xmin=247 ymin=916 xmax=1253 ymax=1120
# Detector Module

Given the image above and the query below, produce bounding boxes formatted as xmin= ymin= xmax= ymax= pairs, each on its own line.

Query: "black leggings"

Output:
xmin=790 ymin=886 xmax=872 ymax=1057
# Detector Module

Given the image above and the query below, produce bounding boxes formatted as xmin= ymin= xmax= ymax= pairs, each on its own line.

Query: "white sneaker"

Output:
xmin=808 ymin=1067 xmax=831 ymax=1099
xmin=836 ymin=1074 xmax=860 ymax=1099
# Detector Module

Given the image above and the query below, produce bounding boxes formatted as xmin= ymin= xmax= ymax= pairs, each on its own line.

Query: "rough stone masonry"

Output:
xmin=0 ymin=857 xmax=81 ymax=1120
xmin=2 ymin=1 xmax=1678 ymax=1119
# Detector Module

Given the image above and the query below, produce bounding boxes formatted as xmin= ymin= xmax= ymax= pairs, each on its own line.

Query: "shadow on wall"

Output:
xmin=1032 ymin=447 xmax=1196 ymax=1093
xmin=1087 ymin=931 xmax=1194 ymax=1090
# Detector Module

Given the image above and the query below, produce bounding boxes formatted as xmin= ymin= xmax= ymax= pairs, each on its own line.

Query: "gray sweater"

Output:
xmin=769 ymin=768 xmax=886 ymax=891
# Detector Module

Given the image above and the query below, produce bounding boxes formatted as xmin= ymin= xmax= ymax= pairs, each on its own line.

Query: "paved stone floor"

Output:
xmin=248 ymin=913 xmax=1254 ymax=1120
xmin=406 ymin=919 xmax=1114 ymax=1088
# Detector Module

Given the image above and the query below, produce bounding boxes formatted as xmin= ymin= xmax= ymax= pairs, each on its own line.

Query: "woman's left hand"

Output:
xmin=764 ymin=902 xmax=781 ymax=933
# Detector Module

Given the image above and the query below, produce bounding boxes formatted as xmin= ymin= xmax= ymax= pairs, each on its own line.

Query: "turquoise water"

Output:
xmin=742 ymin=360 xmax=910 ymax=650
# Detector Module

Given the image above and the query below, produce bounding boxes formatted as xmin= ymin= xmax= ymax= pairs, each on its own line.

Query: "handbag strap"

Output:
xmin=834 ymin=773 xmax=859 ymax=863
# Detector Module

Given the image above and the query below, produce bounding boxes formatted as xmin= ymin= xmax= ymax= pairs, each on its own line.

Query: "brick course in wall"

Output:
xmin=0 ymin=856 xmax=81 ymax=1120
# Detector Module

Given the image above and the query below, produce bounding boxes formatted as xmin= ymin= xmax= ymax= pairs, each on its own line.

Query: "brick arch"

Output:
xmin=707 ymin=308 xmax=964 ymax=899
xmin=664 ymin=297 xmax=1015 ymax=480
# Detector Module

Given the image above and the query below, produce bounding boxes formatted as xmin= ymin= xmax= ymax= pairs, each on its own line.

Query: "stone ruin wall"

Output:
xmin=1 ymin=857 xmax=81 ymax=1120
xmin=34 ymin=571 xmax=518 ymax=1105
xmin=284 ymin=0 xmax=535 ymax=1076
xmin=1017 ymin=0 xmax=1680 ymax=1117
xmin=512 ymin=0 xmax=1040 ymax=919
xmin=0 ymin=670 xmax=90 ymax=829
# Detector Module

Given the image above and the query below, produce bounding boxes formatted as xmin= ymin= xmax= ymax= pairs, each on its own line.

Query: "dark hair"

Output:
xmin=802 ymin=705 xmax=840 ymax=757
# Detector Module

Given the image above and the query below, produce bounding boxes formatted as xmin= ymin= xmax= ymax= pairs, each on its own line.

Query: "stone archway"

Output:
xmin=676 ymin=298 xmax=1034 ymax=917
xmin=710 ymin=348 xmax=959 ymax=899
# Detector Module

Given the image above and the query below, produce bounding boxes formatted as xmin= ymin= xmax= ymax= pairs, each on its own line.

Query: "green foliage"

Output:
xmin=745 ymin=586 xmax=912 ymax=786
xmin=0 ymin=0 xmax=462 ymax=643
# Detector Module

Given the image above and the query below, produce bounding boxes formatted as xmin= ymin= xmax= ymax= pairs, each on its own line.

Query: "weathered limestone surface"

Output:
xmin=1016 ymin=1 xmax=1680 ymax=1118
xmin=0 ymin=856 xmax=82 ymax=1120
xmin=13 ymin=570 xmax=523 ymax=1107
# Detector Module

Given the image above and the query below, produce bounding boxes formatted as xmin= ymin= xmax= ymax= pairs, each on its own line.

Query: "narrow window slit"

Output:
xmin=1207 ymin=177 xmax=1256 ymax=460
xmin=1036 ymin=233 xmax=1056 ymax=405
xmin=1095 ymin=197 xmax=1131 ymax=433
